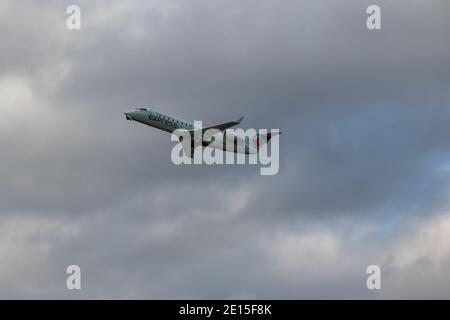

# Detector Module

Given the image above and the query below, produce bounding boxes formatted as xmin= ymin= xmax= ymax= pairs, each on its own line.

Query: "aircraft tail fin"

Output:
xmin=251 ymin=131 xmax=281 ymax=151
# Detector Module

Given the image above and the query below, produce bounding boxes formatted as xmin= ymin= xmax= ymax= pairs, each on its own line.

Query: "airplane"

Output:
xmin=124 ymin=107 xmax=280 ymax=157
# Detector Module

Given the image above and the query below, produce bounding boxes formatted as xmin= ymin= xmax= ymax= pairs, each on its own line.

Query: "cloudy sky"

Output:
xmin=1 ymin=0 xmax=450 ymax=299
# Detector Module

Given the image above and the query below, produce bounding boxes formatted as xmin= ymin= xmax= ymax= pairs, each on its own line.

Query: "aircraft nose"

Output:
xmin=124 ymin=111 xmax=133 ymax=120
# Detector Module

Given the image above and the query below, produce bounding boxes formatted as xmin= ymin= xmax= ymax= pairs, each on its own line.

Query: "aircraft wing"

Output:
xmin=188 ymin=116 xmax=243 ymax=135
xmin=187 ymin=116 xmax=243 ymax=142
xmin=200 ymin=116 xmax=243 ymax=133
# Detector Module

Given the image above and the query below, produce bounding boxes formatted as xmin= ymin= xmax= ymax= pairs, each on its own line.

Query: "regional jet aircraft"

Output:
xmin=124 ymin=107 xmax=280 ymax=157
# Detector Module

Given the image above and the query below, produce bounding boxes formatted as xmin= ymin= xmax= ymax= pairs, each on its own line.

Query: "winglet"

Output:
xmin=236 ymin=116 xmax=243 ymax=124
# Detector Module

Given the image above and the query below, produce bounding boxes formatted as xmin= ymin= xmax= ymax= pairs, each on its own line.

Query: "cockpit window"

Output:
xmin=138 ymin=108 xmax=147 ymax=111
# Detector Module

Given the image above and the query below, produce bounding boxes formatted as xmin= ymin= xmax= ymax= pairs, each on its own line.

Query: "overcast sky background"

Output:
xmin=1 ymin=0 xmax=450 ymax=299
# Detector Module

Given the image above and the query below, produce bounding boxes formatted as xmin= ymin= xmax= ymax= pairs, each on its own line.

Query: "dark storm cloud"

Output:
xmin=1 ymin=0 xmax=450 ymax=298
